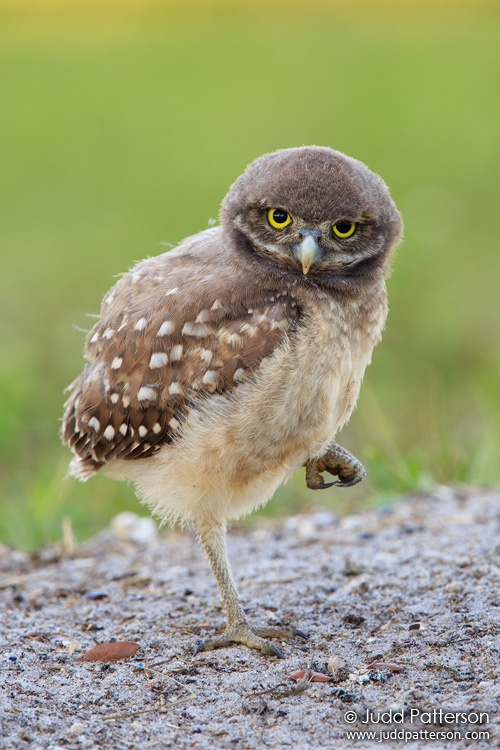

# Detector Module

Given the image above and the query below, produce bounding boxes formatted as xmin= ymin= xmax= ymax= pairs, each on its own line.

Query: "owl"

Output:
xmin=62 ymin=146 xmax=403 ymax=657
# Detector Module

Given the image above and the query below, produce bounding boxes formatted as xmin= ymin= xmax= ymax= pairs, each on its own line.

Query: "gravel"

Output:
xmin=1 ymin=486 xmax=499 ymax=749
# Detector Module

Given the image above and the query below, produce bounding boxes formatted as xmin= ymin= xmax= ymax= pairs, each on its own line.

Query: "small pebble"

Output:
xmin=111 ymin=512 xmax=158 ymax=544
xmin=409 ymin=621 xmax=427 ymax=631
xmin=69 ymin=723 xmax=85 ymax=736
xmin=327 ymin=655 xmax=349 ymax=683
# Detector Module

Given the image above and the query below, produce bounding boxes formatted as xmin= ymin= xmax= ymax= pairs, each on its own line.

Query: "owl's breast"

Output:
xmin=206 ymin=281 xmax=389 ymax=477
xmin=270 ymin=283 xmax=388 ymax=460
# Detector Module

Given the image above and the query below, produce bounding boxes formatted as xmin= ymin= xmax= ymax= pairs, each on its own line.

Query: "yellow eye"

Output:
xmin=267 ymin=208 xmax=292 ymax=230
xmin=333 ymin=221 xmax=357 ymax=238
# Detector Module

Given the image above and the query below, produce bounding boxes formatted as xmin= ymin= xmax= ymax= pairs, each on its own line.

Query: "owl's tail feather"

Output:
xmin=68 ymin=455 xmax=102 ymax=482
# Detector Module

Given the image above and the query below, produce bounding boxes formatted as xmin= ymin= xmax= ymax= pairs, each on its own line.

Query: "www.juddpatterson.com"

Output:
xmin=343 ymin=728 xmax=490 ymax=743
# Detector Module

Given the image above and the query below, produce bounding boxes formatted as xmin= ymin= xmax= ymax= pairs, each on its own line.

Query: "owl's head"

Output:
xmin=220 ymin=146 xmax=402 ymax=287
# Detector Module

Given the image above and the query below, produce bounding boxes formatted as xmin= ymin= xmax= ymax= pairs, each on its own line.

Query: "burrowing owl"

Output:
xmin=62 ymin=146 xmax=403 ymax=657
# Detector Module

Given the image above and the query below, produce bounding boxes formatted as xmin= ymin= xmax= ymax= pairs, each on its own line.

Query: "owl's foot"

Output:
xmin=193 ymin=621 xmax=307 ymax=658
xmin=305 ymin=443 xmax=366 ymax=489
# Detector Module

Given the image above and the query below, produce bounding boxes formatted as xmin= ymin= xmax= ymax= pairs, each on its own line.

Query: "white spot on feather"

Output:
xmin=135 ymin=317 xmax=147 ymax=331
xmin=165 ymin=287 xmax=178 ymax=296
xmin=169 ymin=417 xmax=180 ymax=430
xmin=170 ymin=345 xmax=183 ymax=361
xmin=119 ymin=424 xmax=128 ymax=436
xmin=152 ymin=422 xmax=161 ymax=434
xmin=138 ymin=425 xmax=147 ymax=438
xmin=88 ymin=417 xmax=100 ymax=431
xmin=234 ymin=368 xmax=246 ymax=382
xmin=111 ymin=357 xmax=123 ymax=369
xmin=200 ymin=348 xmax=213 ymax=364
xmin=89 ymin=332 xmax=99 ymax=344
xmin=169 ymin=382 xmax=183 ymax=395
xmin=122 ymin=395 xmax=131 ymax=408
xmin=202 ymin=370 xmax=218 ymax=386
xmin=103 ymin=425 xmax=115 ymax=440
xmin=211 ymin=299 xmax=222 ymax=311
xmin=137 ymin=386 xmax=156 ymax=401
xmin=149 ymin=352 xmax=168 ymax=369
xmin=110 ymin=393 xmax=119 ymax=404
xmin=195 ymin=309 xmax=210 ymax=323
xmin=157 ymin=320 xmax=175 ymax=336
xmin=240 ymin=322 xmax=257 ymax=336
xmin=103 ymin=328 xmax=114 ymax=340
xmin=223 ymin=332 xmax=243 ymax=349
xmin=182 ymin=322 xmax=213 ymax=337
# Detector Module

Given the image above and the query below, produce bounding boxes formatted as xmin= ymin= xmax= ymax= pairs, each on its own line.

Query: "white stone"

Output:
xmin=110 ymin=511 xmax=158 ymax=544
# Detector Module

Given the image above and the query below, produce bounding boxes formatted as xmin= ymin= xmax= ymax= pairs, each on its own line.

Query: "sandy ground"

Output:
xmin=1 ymin=486 xmax=499 ymax=749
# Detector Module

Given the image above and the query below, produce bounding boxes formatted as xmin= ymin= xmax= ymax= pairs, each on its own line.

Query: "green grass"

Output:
xmin=1 ymin=1 xmax=499 ymax=549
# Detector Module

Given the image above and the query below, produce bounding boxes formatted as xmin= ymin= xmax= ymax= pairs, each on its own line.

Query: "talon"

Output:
xmin=193 ymin=621 xmax=303 ymax=657
xmin=269 ymin=642 xmax=284 ymax=659
xmin=333 ymin=476 xmax=364 ymax=488
xmin=314 ymin=479 xmax=336 ymax=490
xmin=193 ymin=639 xmax=205 ymax=656
xmin=293 ymin=628 xmax=309 ymax=640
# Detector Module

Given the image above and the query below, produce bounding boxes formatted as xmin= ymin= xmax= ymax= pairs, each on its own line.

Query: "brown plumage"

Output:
xmin=62 ymin=146 xmax=402 ymax=657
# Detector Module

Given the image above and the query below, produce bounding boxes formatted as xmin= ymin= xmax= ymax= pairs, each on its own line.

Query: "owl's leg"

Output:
xmin=193 ymin=518 xmax=305 ymax=658
xmin=305 ymin=443 xmax=366 ymax=489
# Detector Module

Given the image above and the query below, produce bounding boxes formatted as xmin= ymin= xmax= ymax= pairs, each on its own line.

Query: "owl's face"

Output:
xmin=221 ymin=146 xmax=402 ymax=284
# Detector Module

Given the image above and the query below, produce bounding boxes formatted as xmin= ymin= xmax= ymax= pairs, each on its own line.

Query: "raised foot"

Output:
xmin=194 ymin=622 xmax=307 ymax=658
xmin=305 ymin=443 xmax=366 ymax=490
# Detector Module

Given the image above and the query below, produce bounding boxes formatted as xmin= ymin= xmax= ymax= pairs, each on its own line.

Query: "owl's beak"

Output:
xmin=295 ymin=234 xmax=321 ymax=275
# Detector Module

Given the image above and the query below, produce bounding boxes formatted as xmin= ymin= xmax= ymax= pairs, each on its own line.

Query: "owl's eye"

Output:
xmin=267 ymin=208 xmax=292 ymax=230
xmin=332 ymin=221 xmax=357 ymax=238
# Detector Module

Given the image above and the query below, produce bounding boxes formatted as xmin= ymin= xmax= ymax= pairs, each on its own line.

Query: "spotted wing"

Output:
xmin=62 ymin=237 xmax=300 ymax=478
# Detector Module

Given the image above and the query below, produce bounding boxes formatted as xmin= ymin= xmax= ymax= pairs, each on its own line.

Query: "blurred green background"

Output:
xmin=1 ymin=0 xmax=499 ymax=549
